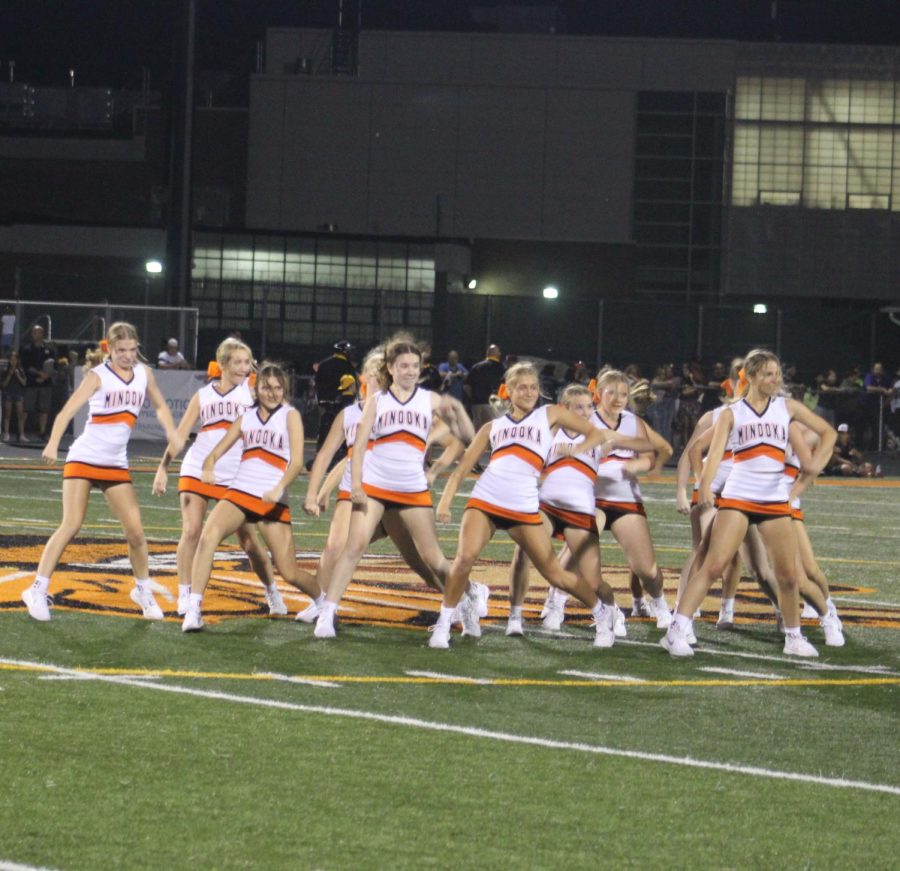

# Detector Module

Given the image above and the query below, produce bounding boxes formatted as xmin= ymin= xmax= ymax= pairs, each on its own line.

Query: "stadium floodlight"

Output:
xmin=543 ymin=285 xmax=559 ymax=299
xmin=145 ymin=260 xmax=163 ymax=274
xmin=467 ymin=278 xmax=477 ymax=289
xmin=753 ymin=303 xmax=767 ymax=314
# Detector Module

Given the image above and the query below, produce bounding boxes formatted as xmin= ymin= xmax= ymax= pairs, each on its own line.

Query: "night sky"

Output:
xmin=3 ymin=0 xmax=900 ymax=90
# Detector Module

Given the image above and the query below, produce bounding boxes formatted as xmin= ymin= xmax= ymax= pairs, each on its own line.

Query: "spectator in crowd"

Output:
xmin=782 ymin=363 xmax=807 ymax=401
xmin=862 ymin=362 xmax=893 ymax=450
xmin=418 ymin=342 xmax=443 ymax=391
xmin=827 ymin=423 xmax=881 ymax=477
xmin=1 ymin=305 xmax=15 ymax=356
xmin=814 ymin=368 xmax=841 ymax=426
xmin=310 ymin=339 xmax=357 ymax=467
xmin=623 ymin=363 xmax=642 ymax=385
xmin=700 ymin=361 xmax=727 ymax=413
xmin=565 ymin=360 xmax=592 ymax=386
xmin=19 ymin=324 xmax=55 ymax=440
xmin=1 ymin=348 xmax=27 ymax=442
xmin=647 ymin=363 xmax=679 ymax=443
xmin=673 ymin=361 xmax=704 ymax=452
xmin=51 ymin=355 xmax=72 ymax=429
xmin=158 ymin=338 xmax=190 ymax=369
xmin=465 ymin=343 xmax=505 ymax=430
xmin=438 ymin=349 xmax=468 ymax=401
xmin=890 ymin=365 xmax=900 ymax=437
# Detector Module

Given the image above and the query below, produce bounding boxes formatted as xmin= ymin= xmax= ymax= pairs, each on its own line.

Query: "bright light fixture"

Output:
xmin=753 ymin=303 xmax=767 ymax=314
xmin=543 ymin=286 xmax=559 ymax=299
xmin=467 ymin=278 xmax=477 ymax=289
xmin=145 ymin=260 xmax=163 ymax=274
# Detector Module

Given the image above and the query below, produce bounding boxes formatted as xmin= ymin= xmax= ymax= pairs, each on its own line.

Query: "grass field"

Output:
xmin=0 ymin=445 xmax=898 ymax=870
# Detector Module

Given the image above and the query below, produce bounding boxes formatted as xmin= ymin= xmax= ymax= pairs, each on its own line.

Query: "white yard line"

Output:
xmin=558 ymin=670 xmax=646 ymax=683
xmin=259 ymin=672 xmax=341 ymax=689
xmin=699 ymin=667 xmax=784 ymax=680
xmin=6 ymin=657 xmax=897 ymax=797
xmin=0 ymin=571 xmax=32 ymax=585
xmin=405 ymin=670 xmax=493 ymax=684
xmin=0 ymin=861 xmax=61 ymax=871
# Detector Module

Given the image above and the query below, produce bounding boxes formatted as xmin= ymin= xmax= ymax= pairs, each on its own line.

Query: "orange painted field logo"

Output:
xmin=1 ymin=534 xmax=897 ymax=630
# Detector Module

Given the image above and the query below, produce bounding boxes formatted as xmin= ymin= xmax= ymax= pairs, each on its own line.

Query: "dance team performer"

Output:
xmin=661 ymin=349 xmax=836 ymax=658
xmin=591 ymin=369 xmax=673 ymax=629
xmin=429 ymin=362 xmax=652 ymax=649
xmin=505 ymin=383 xmax=624 ymax=637
xmin=152 ymin=337 xmax=288 ymax=618
xmin=181 ymin=362 xmax=323 ymax=632
xmin=312 ymin=333 xmax=477 ymax=640
xmin=22 ymin=322 xmax=183 ymax=622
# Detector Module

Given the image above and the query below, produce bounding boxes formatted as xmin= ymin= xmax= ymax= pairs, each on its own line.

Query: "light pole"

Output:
xmin=145 ymin=260 xmax=163 ymax=350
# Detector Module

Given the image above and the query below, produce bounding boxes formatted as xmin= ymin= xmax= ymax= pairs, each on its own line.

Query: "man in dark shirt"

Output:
xmin=19 ymin=324 xmax=55 ymax=440
xmin=310 ymin=340 xmax=358 ymax=468
xmin=465 ymin=344 xmax=505 ymax=430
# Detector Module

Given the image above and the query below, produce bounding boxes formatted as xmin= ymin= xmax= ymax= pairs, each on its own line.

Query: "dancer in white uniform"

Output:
xmin=662 ymin=349 xmax=836 ymax=658
xmin=22 ymin=322 xmax=183 ymax=622
xmin=153 ymin=338 xmax=287 ymax=618
xmin=591 ymin=369 xmax=673 ymax=629
xmin=312 ymin=334 xmax=476 ymax=639
xmin=181 ymin=363 xmax=323 ymax=632
xmin=504 ymin=383 xmax=623 ymax=637
xmin=305 ymin=347 xmax=466 ymax=623
xmin=429 ymin=363 xmax=651 ymax=650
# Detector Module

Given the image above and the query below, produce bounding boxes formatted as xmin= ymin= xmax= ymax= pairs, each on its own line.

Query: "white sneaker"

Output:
xmin=539 ymin=587 xmax=556 ymax=619
xmin=295 ymin=599 xmax=321 ymax=623
xmin=592 ymin=605 xmax=616 ymax=649
xmin=181 ymin=606 xmax=204 ymax=632
xmin=613 ymin=605 xmax=627 ymax=638
xmin=800 ymin=602 xmax=818 ymax=619
xmin=541 ymin=600 xmax=565 ymax=631
xmin=660 ymin=622 xmax=694 ymax=657
xmin=176 ymin=589 xmax=190 ymax=617
xmin=716 ymin=605 xmax=735 ymax=630
xmin=459 ymin=595 xmax=482 ymax=638
xmin=314 ymin=609 xmax=337 ymax=639
xmin=505 ymin=614 xmax=524 ymax=637
xmin=783 ymin=634 xmax=819 ymax=658
xmin=130 ymin=586 xmax=164 ymax=621
xmin=820 ymin=612 xmax=845 ymax=647
xmin=428 ymin=621 xmax=451 ymax=649
xmin=632 ymin=599 xmax=652 ymax=618
xmin=470 ymin=581 xmax=490 ymax=618
xmin=22 ymin=586 xmax=52 ymax=622
xmin=685 ymin=624 xmax=697 ymax=645
xmin=265 ymin=584 xmax=288 ymax=615
xmin=654 ymin=602 xmax=673 ymax=630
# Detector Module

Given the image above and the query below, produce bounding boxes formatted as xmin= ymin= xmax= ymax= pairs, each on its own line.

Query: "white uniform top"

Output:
xmin=693 ymin=404 xmax=736 ymax=498
xmin=721 ymin=396 xmax=790 ymax=504
xmin=593 ymin=408 xmax=643 ymax=504
xmin=784 ymin=443 xmax=802 ymax=510
xmin=67 ymin=361 xmax=148 ymax=469
xmin=229 ymin=404 xmax=292 ymax=505
xmin=538 ymin=427 xmax=600 ymax=515
xmin=470 ymin=405 xmax=554 ymax=515
xmin=338 ymin=401 xmax=364 ymax=494
xmin=362 ymin=387 xmax=432 ymax=494
xmin=180 ymin=380 xmax=254 ymax=486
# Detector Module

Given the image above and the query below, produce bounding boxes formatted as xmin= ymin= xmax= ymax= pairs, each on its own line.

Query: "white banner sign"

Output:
xmin=74 ymin=367 xmax=206 ymax=441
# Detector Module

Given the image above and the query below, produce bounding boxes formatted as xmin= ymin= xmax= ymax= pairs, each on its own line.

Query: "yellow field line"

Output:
xmin=0 ymin=661 xmax=896 ymax=689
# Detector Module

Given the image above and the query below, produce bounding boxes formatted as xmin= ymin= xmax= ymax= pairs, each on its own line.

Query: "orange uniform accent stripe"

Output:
xmin=90 ymin=411 xmax=137 ymax=428
xmin=690 ymin=490 xmax=699 ymax=506
xmin=362 ymin=483 xmax=432 ymax=507
xmin=491 ymin=444 xmax=544 ymax=471
xmin=223 ymin=489 xmax=291 ymax=523
xmin=722 ymin=449 xmax=734 ymax=460
xmin=241 ymin=447 xmax=288 ymax=471
xmin=785 ymin=465 xmax=800 ymax=479
xmin=63 ymin=462 xmax=131 ymax=483
xmin=178 ymin=476 xmax=228 ymax=500
xmin=466 ymin=497 xmax=541 ymax=525
xmin=546 ymin=456 xmax=596 ymax=479
xmin=791 ymin=508 xmax=805 ymax=521
xmin=368 ymin=431 xmax=426 ymax=452
xmin=717 ymin=497 xmax=791 ymax=516
xmin=540 ymin=502 xmax=598 ymax=533
xmin=337 ymin=489 xmax=351 ymax=502
xmin=595 ymin=499 xmax=646 ymax=516
xmin=200 ymin=420 xmax=231 ymax=432
xmin=733 ymin=443 xmax=786 ymax=463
